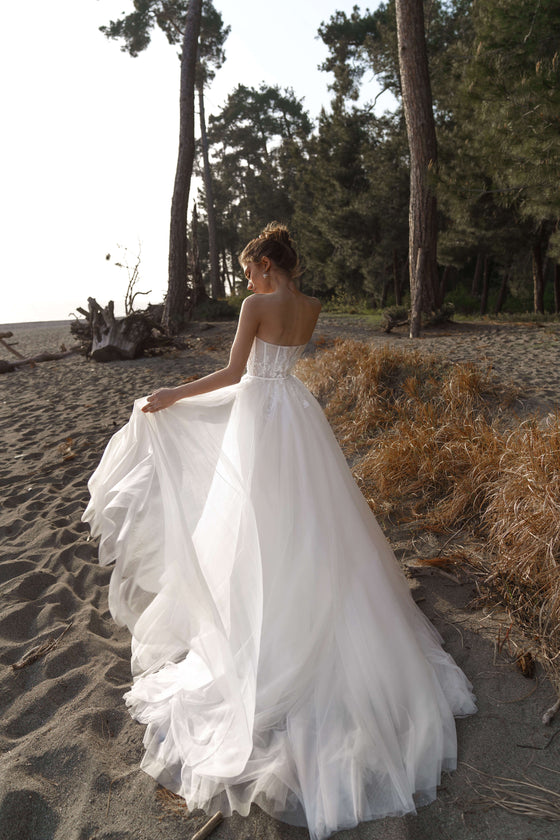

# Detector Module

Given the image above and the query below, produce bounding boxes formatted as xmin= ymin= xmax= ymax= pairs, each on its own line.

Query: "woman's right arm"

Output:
xmin=142 ymin=296 xmax=262 ymax=413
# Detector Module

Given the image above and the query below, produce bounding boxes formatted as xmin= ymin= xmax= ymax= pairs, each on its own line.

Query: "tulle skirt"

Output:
xmin=83 ymin=371 xmax=476 ymax=840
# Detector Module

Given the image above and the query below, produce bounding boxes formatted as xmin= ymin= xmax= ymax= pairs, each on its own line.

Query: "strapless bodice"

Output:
xmin=246 ymin=336 xmax=306 ymax=379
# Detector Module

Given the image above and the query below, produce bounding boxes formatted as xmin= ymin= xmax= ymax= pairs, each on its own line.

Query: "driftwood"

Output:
xmin=12 ymin=622 xmax=73 ymax=670
xmin=70 ymin=297 xmax=176 ymax=362
xmin=382 ymin=310 xmax=410 ymax=333
xmin=383 ymin=316 xmax=409 ymax=333
xmin=192 ymin=812 xmax=224 ymax=840
xmin=0 ymin=341 xmax=81 ymax=374
xmin=0 ymin=332 xmax=26 ymax=358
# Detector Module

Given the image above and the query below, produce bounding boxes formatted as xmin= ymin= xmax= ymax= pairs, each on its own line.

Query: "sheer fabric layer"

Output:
xmin=83 ymin=336 xmax=476 ymax=840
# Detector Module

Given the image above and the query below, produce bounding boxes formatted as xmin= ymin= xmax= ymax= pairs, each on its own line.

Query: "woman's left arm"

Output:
xmin=142 ymin=296 xmax=261 ymax=413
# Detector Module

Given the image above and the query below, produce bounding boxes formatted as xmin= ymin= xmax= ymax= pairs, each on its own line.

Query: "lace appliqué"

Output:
xmin=246 ymin=338 xmax=306 ymax=379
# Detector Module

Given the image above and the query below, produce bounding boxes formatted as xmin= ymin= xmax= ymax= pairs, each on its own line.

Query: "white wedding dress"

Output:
xmin=83 ymin=336 xmax=476 ymax=840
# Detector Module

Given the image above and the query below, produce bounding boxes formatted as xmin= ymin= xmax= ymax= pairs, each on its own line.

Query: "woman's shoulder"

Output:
xmin=305 ymin=294 xmax=322 ymax=312
xmin=295 ymin=293 xmax=322 ymax=317
xmin=248 ymin=290 xmax=320 ymax=306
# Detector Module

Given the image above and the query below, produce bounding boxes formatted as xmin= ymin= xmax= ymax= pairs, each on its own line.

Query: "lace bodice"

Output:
xmin=246 ymin=336 xmax=306 ymax=379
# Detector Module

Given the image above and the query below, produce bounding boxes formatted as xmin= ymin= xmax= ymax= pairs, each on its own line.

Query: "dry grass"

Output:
xmin=298 ymin=340 xmax=560 ymax=670
xmin=298 ymin=339 xmax=513 ymax=527
xmin=155 ymin=786 xmax=189 ymax=818
xmin=484 ymin=419 xmax=560 ymax=578
xmin=466 ymin=764 xmax=560 ymax=820
xmin=299 ymin=341 xmax=448 ymax=451
xmin=481 ymin=417 xmax=560 ymax=671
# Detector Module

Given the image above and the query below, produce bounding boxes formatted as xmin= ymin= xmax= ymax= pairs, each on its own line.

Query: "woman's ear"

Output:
xmin=261 ymin=257 xmax=271 ymax=272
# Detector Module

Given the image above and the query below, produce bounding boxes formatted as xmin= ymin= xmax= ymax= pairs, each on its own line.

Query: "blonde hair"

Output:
xmin=239 ymin=222 xmax=301 ymax=280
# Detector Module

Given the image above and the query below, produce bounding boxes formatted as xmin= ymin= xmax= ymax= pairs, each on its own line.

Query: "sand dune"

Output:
xmin=1 ymin=317 xmax=560 ymax=840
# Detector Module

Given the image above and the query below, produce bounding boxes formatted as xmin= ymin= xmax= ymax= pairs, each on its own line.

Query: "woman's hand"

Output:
xmin=142 ymin=388 xmax=178 ymax=414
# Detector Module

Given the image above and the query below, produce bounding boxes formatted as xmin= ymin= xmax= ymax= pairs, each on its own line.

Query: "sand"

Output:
xmin=1 ymin=315 xmax=560 ymax=840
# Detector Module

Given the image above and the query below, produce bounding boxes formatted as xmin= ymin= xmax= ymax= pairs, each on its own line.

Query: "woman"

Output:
xmin=83 ymin=223 xmax=476 ymax=840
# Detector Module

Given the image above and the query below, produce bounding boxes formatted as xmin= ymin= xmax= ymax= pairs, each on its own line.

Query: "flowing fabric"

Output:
xmin=83 ymin=336 xmax=476 ymax=840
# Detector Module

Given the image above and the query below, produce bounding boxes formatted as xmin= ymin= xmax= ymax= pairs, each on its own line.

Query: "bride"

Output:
xmin=83 ymin=223 xmax=476 ymax=840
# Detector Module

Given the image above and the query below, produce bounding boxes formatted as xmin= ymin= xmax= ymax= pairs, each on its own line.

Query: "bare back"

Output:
xmin=254 ymin=289 xmax=321 ymax=346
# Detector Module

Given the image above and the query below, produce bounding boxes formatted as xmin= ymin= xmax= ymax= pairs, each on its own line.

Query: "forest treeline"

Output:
xmin=104 ymin=0 xmax=560 ymax=318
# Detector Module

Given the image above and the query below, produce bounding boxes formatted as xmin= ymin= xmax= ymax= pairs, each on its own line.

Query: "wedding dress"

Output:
xmin=83 ymin=335 xmax=476 ymax=840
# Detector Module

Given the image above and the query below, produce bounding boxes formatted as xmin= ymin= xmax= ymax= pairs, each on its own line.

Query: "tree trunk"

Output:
xmin=471 ymin=252 xmax=483 ymax=296
xmin=410 ymin=248 xmax=425 ymax=338
xmin=393 ymin=249 xmax=402 ymax=305
xmin=395 ymin=0 xmax=439 ymax=338
xmin=197 ymin=81 xmax=222 ymax=299
xmin=230 ymin=247 xmax=239 ymax=294
xmin=162 ymin=0 xmax=203 ymax=335
xmin=533 ymin=241 xmax=545 ymax=314
xmin=554 ymin=264 xmax=560 ymax=314
xmin=381 ymin=276 xmax=391 ymax=308
xmin=494 ymin=271 xmax=509 ymax=314
xmin=221 ymin=249 xmax=233 ymax=295
xmin=190 ymin=203 xmax=207 ymax=306
xmin=400 ymin=255 xmax=409 ymax=301
xmin=480 ymin=255 xmax=490 ymax=315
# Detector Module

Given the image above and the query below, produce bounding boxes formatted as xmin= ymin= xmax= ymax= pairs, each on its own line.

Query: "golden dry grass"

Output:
xmin=155 ymin=786 xmax=189 ymax=817
xmin=298 ymin=340 xmax=560 ymax=668
xmin=297 ymin=339 xmax=512 ymax=526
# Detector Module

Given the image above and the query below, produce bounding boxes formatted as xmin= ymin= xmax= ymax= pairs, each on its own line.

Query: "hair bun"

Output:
xmin=240 ymin=221 xmax=301 ymax=281
xmin=260 ymin=222 xmax=292 ymax=247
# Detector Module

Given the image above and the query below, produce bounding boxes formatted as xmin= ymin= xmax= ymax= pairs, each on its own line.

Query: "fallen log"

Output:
xmin=382 ymin=306 xmax=410 ymax=333
xmin=0 ymin=333 xmax=26 ymax=359
xmin=0 ymin=346 xmax=82 ymax=374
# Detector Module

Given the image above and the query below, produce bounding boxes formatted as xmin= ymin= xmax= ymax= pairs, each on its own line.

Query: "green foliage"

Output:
xmin=104 ymin=1 xmax=560 ymax=316
xmin=444 ymin=283 xmax=480 ymax=315
xmin=100 ymin=0 xmax=192 ymax=56
xmin=290 ymin=106 xmax=409 ymax=304
xmin=101 ymin=0 xmax=229 ymax=87
xmin=100 ymin=0 xmax=228 ymax=63
xmin=434 ymin=0 xmax=560 ymax=313
xmin=192 ymin=297 xmax=237 ymax=320
xmin=489 ymin=310 xmax=560 ymax=324
xmin=195 ymin=83 xmax=312 ymax=284
xmin=318 ymin=5 xmax=392 ymax=102
xmin=223 ymin=293 xmax=250 ymax=315
xmin=321 ymin=291 xmax=377 ymax=315
xmin=318 ymin=1 xmax=473 ymax=113
xmin=467 ymin=0 xmax=560 ymax=222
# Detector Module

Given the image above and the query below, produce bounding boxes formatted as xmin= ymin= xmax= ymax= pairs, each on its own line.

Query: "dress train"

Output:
xmin=83 ymin=336 xmax=476 ymax=840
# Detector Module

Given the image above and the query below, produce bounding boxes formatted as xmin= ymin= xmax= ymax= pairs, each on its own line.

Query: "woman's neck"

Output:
xmin=267 ymin=268 xmax=297 ymax=294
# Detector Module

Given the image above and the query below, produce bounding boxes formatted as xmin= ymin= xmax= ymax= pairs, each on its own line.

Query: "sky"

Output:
xmin=1 ymin=0 xmax=386 ymax=324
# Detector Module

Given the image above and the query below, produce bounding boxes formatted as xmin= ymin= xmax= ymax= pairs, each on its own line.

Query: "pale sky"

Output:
xmin=1 ymin=0 xmax=385 ymax=324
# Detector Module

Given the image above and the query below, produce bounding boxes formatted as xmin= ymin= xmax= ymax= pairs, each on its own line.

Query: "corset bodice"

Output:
xmin=246 ymin=336 xmax=306 ymax=379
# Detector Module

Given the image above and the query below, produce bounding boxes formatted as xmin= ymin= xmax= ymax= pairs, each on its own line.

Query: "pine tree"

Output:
xmin=100 ymin=1 xmax=227 ymax=330
xmin=204 ymin=84 xmax=312 ymax=280
xmin=395 ymin=0 xmax=439 ymax=336
xmin=438 ymin=0 xmax=560 ymax=313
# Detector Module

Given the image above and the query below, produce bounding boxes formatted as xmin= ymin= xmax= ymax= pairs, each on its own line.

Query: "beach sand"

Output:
xmin=1 ymin=315 xmax=560 ymax=840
